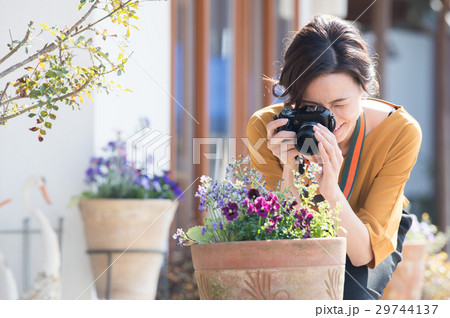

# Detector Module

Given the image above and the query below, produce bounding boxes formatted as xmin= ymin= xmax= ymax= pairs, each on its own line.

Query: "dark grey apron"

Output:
xmin=343 ymin=211 xmax=413 ymax=300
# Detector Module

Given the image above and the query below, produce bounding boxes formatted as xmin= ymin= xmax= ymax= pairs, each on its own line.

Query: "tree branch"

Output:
xmin=0 ymin=77 xmax=92 ymax=124
xmin=0 ymin=22 xmax=34 ymax=66
xmin=0 ymin=0 xmax=137 ymax=79
xmin=70 ymin=0 xmax=134 ymax=39
xmin=67 ymin=0 xmax=100 ymax=35
xmin=0 ymin=42 xmax=57 ymax=79
xmin=1 ymin=82 xmax=10 ymax=115
xmin=1 ymin=95 xmax=25 ymax=107
xmin=0 ymin=82 xmax=9 ymax=102
xmin=0 ymin=1 xmax=100 ymax=79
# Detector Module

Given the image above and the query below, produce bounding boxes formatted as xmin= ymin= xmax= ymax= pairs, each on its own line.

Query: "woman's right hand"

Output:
xmin=266 ymin=119 xmax=300 ymax=165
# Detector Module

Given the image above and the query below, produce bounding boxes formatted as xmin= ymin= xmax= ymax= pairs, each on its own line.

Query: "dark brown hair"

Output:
xmin=272 ymin=15 xmax=379 ymax=108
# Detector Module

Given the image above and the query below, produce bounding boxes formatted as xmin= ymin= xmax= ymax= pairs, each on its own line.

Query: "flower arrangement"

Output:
xmin=79 ymin=136 xmax=183 ymax=200
xmin=174 ymin=156 xmax=340 ymax=246
xmin=407 ymin=213 xmax=450 ymax=254
xmin=407 ymin=213 xmax=450 ymax=300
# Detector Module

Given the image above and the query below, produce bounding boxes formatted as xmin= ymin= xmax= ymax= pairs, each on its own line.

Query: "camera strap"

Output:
xmin=339 ymin=112 xmax=366 ymax=200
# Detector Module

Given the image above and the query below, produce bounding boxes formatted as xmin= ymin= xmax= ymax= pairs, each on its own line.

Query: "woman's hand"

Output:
xmin=266 ymin=119 xmax=300 ymax=165
xmin=305 ymin=123 xmax=344 ymax=201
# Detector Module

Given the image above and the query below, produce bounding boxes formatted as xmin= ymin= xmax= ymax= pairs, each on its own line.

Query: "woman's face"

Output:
xmin=299 ymin=72 xmax=363 ymax=149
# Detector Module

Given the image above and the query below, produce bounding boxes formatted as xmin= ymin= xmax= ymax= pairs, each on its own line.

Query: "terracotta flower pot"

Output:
xmin=191 ymin=237 xmax=346 ymax=300
xmin=79 ymin=199 xmax=178 ymax=300
xmin=381 ymin=241 xmax=427 ymax=300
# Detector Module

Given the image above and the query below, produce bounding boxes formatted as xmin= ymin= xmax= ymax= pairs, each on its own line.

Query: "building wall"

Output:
xmin=0 ymin=0 xmax=171 ymax=299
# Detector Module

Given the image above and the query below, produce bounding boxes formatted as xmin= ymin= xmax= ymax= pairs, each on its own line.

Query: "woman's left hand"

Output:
xmin=305 ymin=123 xmax=344 ymax=201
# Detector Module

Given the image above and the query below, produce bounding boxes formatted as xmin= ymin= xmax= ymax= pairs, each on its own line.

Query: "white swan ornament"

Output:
xmin=21 ymin=176 xmax=61 ymax=300
xmin=0 ymin=199 xmax=19 ymax=300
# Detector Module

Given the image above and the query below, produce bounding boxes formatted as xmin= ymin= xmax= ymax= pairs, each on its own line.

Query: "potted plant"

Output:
xmin=422 ymin=248 xmax=450 ymax=300
xmin=174 ymin=157 xmax=346 ymax=300
xmin=382 ymin=213 xmax=450 ymax=300
xmin=76 ymin=136 xmax=183 ymax=300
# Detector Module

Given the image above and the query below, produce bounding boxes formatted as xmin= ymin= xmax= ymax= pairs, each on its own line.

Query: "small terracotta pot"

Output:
xmin=79 ymin=199 xmax=178 ymax=300
xmin=381 ymin=241 xmax=427 ymax=300
xmin=191 ymin=237 xmax=346 ymax=300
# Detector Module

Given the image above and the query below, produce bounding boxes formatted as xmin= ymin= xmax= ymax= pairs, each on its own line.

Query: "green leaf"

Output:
xmin=44 ymin=122 xmax=52 ymax=129
xmin=78 ymin=0 xmax=86 ymax=11
xmin=52 ymin=105 xmax=59 ymax=111
xmin=45 ymin=70 xmax=57 ymax=78
xmin=28 ymin=113 xmax=36 ymax=118
xmin=49 ymin=114 xmax=56 ymax=120
xmin=40 ymin=129 xmax=46 ymax=135
xmin=29 ymin=90 xmax=40 ymax=99
xmin=40 ymin=111 xmax=48 ymax=117
xmin=186 ymin=226 xmax=213 ymax=244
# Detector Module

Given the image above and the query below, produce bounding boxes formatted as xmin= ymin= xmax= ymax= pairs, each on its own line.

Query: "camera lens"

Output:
xmin=296 ymin=122 xmax=319 ymax=155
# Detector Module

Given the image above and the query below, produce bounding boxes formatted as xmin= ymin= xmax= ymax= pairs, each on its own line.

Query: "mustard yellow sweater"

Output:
xmin=246 ymin=99 xmax=422 ymax=268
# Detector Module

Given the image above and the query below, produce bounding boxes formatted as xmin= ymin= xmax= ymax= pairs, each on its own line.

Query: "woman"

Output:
xmin=246 ymin=15 xmax=422 ymax=300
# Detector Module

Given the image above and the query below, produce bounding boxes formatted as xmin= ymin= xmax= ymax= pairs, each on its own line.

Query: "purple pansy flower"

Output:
xmin=222 ymin=202 xmax=239 ymax=221
xmin=273 ymin=214 xmax=283 ymax=222
xmin=242 ymin=197 xmax=255 ymax=215
xmin=266 ymin=219 xmax=277 ymax=234
xmin=247 ymin=188 xmax=260 ymax=201
xmin=270 ymin=201 xmax=280 ymax=214
xmin=266 ymin=193 xmax=279 ymax=206
xmin=255 ymin=197 xmax=270 ymax=218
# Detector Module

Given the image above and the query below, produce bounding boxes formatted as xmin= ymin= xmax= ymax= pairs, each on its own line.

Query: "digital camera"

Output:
xmin=273 ymin=105 xmax=336 ymax=156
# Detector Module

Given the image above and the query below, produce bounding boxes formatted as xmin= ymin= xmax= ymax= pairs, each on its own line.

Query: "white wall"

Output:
xmin=92 ymin=2 xmax=172 ymax=155
xmin=0 ymin=0 xmax=171 ymax=299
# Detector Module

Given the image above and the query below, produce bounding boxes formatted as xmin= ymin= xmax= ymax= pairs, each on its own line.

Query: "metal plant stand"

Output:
xmin=86 ymin=248 xmax=169 ymax=300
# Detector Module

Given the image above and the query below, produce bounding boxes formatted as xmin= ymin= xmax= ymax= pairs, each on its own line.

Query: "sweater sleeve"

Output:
xmin=358 ymin=121 xmax=422 ymax=268
xmin=246 ymin=113 xmax=283 ymax=191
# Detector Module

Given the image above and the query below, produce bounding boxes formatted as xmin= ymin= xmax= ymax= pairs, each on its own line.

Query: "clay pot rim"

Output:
xmin=79 ymin=198 xmax=176 ymax=202
xmin=78 ymin=198 xmax=178 ymax=207
xmin=191 ymin=237 xmax=346 ymax=270
xmin=404 ymin=240 xmax=427 ymax=247
xmin=192 ymin=236 xmax=345 ymax=248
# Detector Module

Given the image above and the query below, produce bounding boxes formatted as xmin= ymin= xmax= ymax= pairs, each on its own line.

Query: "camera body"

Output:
xmin=273 ymin=105 xmax=336 ymax=156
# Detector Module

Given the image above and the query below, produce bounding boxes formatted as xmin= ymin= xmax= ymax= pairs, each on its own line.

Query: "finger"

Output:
xmin=315 ymin=124 xmax=341 ymax=156
xmin=274 ymin=130 xmax=296 ymax=139
xmin=318 ymin=142 xmax=331 ymax=167
xmin=266 ymin=119 xmax=289 ymax=139
xmin=315 ymin=129 xmax=339 ymax=165
xmin=269 ymin=143 xmax=297 ymax=156
xmin=269 ymin=135 xmax=296 ymax=146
